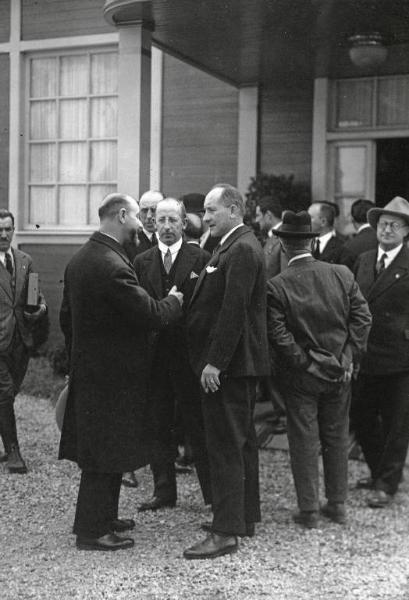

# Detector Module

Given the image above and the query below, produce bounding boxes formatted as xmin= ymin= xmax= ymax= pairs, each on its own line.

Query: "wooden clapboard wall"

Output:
xmin=0 ymin=55 xmax=9 ymax=204
xmin=161 ymin=53 xmax=239 ymax=198
xmin=259 ymin=81 xmax=313 ymax=184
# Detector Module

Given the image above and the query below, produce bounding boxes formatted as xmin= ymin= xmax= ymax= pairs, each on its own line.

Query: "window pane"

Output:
xmin=378 ymin=77 xmax=409 ymax=127
xmin=59 ymin=186 xmax=87 ymax=226
xmin=335 ymin=146 xmax=367 ymax=195
xmin=335 ymin=80 xmax=373 ymax=128
xmin=91 ymin=97 xmax=117 ymax=138
xmin=91 ymin=53 xmax=118 ymax=94
xmin=30 ymin=144 xmax=56 ymax=182
xmin=90 ymin=141 xmax=117 ymax=182
xmin=60 ymin=55 xmax=88 ymax=96
xmin=30 ymin=101 xmax=56 ymax=139
xmin=29 ymin=187 xmax=56 ymax=225
xmin=30 ymin=58 xmax=57 ymax=98
xmin=60 ymin=99 xmax=88 ymax=139
xmin=59 ymin=143 xmax=87 ymax=182
xmin=89 ymin=184 xmax=116 ymax=225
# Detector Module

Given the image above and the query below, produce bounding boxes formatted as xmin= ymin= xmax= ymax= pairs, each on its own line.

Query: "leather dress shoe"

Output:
xmin=122 ymin=472 xmax=139 ymax=488
xmin=201 ymin=521 xmax=255 ymax=538
xmin=110 ymin=518 xmax=135 ymax=532
xmin=320 ymin=502 xmax=346 ymax=524
xmin=367 ymin=489 xmax=393 ymax=508
xmin=183 ymin=533 xmax=238 ymax=560
xmin=7 ymin=445 xmax=27 ymax=474
xmin=138 ymin=496 xmax=176 ymax=512
xmin=292 ymin=511 xmax=319 ymax=529
xmin=356 ymin=476 xmax=373 ymax=490
xmin=76 ymin=532 xmax=134 ymax=551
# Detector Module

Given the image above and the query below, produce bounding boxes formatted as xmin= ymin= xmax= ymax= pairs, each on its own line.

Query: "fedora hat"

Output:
xmin=180 ymin=193 xmax=205 ymax=214
xmin=273 ymin=210 xmax=318 ymax=238
xmin=367 ymin=196 xmax=409 ymax=229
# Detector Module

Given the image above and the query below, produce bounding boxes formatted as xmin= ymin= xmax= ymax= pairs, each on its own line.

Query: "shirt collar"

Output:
xmin=377 ymin=243 xmax=402 ymax=262
xmin=142 ymin=228 xmax=156 ymax=241
xmin=357 ymin=223 xmax=371 ymax=233
xmin=288 ymin=252 xmax=312 ymax=266
xmin=158 ymin=237 xmax=183 ymax=256
xmin=220 ymin=223 xmax=244 ymax=246
xmin=0 ymin=249 xmax=13 ymax=266
xmin=268 ymin=222 xmax=282 ymax=238
xmin=318 ymin=230 xmax=334 ymax=253
xmin=99 ymin=231 xmax=120 ymax=244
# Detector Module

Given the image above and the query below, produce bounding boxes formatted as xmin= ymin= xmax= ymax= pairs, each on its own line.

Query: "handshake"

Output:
xmin=168 ymin=285 xmax=184 ymax=306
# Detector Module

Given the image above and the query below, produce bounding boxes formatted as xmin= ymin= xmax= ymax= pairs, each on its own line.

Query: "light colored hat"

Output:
xmin=367 ymin=196 xmax=409 ymax=229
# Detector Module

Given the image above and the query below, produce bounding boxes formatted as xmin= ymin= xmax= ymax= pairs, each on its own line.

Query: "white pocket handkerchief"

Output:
xmin=206 ymin=265 xmax=218 ymax=273
xmin=190 ymin=271 xmax=199 ymax=279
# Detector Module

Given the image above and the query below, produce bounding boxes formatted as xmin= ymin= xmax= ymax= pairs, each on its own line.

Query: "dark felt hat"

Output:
xmin=180 ymin=193 xmax=205 ymax=214
xmin=273 ymin=210 xmax=318 ymax=238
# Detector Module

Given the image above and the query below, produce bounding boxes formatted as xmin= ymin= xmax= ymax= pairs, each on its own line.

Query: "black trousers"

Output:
xmin=355 ymin=372 xmax=409 ymax=495
xmin=201 ymin=377 xmax=260 ymax=536
xmin=73 ymin=471 xmax=122 ymax=538
xmin=0 ymin=333 xmax=29 ymax=409
xmin=284 ymin=370 xmax=350 ymax=512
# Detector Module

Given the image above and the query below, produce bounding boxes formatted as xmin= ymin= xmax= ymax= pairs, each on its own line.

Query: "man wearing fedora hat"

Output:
xmin=354 ymin=196 xmax=409 ymax=508
xmin=267 ymin=211 xmax=371 ymax=528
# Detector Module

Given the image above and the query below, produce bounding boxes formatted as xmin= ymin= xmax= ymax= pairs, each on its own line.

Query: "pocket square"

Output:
xmin=206 ymin=265 xmax=218 ymax=273
xmin=190 ymin=271 xmax=199 ymax=279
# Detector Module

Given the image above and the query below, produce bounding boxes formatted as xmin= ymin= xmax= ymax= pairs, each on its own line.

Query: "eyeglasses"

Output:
xmin=377 ymin=220 xmax=407 ymax=232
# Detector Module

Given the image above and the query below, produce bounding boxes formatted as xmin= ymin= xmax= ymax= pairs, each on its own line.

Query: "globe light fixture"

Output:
xmin=348 ymin=33 xmax=388 ymax=68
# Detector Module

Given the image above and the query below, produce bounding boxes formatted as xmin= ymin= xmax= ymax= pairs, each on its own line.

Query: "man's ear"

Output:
xmin=118 ymin=208 xmax=127 ymax=224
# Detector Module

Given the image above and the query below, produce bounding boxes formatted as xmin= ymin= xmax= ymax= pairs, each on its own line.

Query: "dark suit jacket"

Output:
xmin=341 ymin=226 xmax=378 ymax=266
xmin=135 ymin=230 xmax=157 ymax=255
xmin=267 ymin=257 xmax=371 ymax=376
xmin=0 ymin=248 xmax=46 ymax=352
xmin=187 ymin=225 xmax=270 ymax=378
xmin=263 ymin=235 xmax=288 ymax=280
xmin=319 ymin=234 xmax=354 ymax=270
xmin=354 ymin=245 xmax=409 ymax=375
xmin=59 ymin=232 xmax=181 ymax=473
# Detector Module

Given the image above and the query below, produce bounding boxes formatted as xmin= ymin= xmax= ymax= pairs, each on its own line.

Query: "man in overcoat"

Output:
xmin=267 ymin=211 xmax=371 ymax=528
xmin=134 ymin=198 xmax=211 ymax=511
xmin=184 ymin=184 xmax=270 ymax=559
xmin=59 ymin=193 xmax=183 ymax=551
xmin=354 ymin=196 xmax=409 ymax=508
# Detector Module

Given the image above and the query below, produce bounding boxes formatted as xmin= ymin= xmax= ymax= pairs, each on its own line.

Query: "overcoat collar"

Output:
xmin=367 ymin=245 xmax=409 ymax=302
xmin=90 ymin=231 xmax=133 ymax=269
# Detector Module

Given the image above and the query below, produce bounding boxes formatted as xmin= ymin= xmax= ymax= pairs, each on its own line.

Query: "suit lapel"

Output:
xmin=0 ymin=255 xmax=13 ymax=302
xmin=142 ymin=248 xmax=163 ymax=299
xmin=368 ymin=246 xmax=409 ymax=302
xmin=173 ymin=243 xmax=198 ymax=290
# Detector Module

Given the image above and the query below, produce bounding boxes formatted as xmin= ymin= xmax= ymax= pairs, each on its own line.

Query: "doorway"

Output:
xmin=376 ymin=138 xmax=409 ymax=207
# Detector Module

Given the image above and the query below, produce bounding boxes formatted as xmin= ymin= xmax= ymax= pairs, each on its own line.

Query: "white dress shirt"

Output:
xmin=158 ymin=237 xmax=183 ymax=266
xmin=376 ymin=243 xmax=403 ymax=269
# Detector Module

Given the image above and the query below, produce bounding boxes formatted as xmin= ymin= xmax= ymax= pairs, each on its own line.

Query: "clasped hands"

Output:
xmin=201 ymin=364 xmax=221 ymax=394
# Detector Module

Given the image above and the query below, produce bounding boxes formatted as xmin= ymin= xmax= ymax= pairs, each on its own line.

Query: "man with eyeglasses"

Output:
xmin=354 ymin=196 xmax=409 ymax=508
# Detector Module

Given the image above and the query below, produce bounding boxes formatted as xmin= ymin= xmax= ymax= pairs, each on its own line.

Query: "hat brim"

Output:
xmin=273 ymin=230 xmax=318 ymax=238
xmin=367 ymin=207 xmax=409 ymax=229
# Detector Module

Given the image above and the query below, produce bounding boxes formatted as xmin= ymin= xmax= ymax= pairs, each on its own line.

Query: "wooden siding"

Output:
xmin=19 ymin=244 xmax=81 ymax=345
xmin=21 ymin=0 xmax=114 ymax=40
xmin=0 ymin=54 xmax=9 ymax=204
xmin=0 ymin=0 xmax=10 ymax=42
xmin=161 ymin=53 xmax=239 ymax=198
xmin=259 ymin=82 xmax=313 ymax=184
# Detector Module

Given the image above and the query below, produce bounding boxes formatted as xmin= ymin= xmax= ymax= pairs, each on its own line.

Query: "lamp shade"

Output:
xmin=348 ymin=33 xmax=388 ymax=69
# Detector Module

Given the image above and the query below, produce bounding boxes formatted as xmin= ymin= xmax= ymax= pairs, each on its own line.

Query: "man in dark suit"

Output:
xmin=0 ymin=209 xmax=47 ymax=473
xmin=341 ymin=199 xmax=378 ymax=265
xmin=308 ymin=202 xmax=354 ymax=269
xmin=184 ymin=184 xmax=270 ymax=559
xmin=267 ymin=211 xmax=371 ymax=528
xmin=354 ymin=196 xmax=409 ymax=508
xmin=135 ymin=198 xmax=211 ymax=511
xmin=133 ymin=190 xmax=164 ymax=256
xmin=59 ymin=193 xmax=183 ymax=551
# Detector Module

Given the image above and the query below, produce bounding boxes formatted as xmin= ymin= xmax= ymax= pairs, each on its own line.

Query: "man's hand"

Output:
xmin=341 ymin=362 xmax=354 ymax=383
xmin=168 ymin=285 xmax=183 ymax=306
xmin=201 ymin=364 xmax=221 ymax=393
xmin=23 ymin=304 xmax=47 ymax=323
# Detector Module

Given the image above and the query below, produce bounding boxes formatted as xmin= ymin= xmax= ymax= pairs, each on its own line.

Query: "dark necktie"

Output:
xmin=163 ymin=248 xmax=172 ymax=274
xmin=375 ymin=252 xmax=388 ymax=277
xmin=313 ymin=238 xmax=320 ymax=259
xmin=5 ymin=253 xmax=13 ymax=277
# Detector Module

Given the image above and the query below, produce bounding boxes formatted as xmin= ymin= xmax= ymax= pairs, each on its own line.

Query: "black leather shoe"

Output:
xmin=76 ymin=532 xmax=134 ymax=551
xmin=356 ymin=476 xmax=373 ymax=490
xmin=201 ymin=521 xmax=255 ymax=538
xmin=183 ymin=533 xmax=238 ymax=560
xmin=367 ymin=489 xmax=393 ymax=508
xmin=138 ymin=496 xmax=176 ymax=512
xmin=122 ymin=472 xmax=139 ymax=488
xmin=292 ymin=511 xmax=319 ymax=529
xmin=110 ymin=518 xmax=135 ymax=532
xmin=7 ymin=445 xmax=27 ymax=474
xmin=320 ymin=502 xmax=346 ymax=524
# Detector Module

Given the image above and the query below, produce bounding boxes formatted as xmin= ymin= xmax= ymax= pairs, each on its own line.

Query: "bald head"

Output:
xmin=98 ymin=193 xmax=138 ymax=221
xmin=139 ymin=190 xmax=164 ymax=233
xmin=98 ymin=192 xmax=141 ymax=247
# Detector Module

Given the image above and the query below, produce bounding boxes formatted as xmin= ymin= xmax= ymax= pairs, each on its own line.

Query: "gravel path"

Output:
xmin=1 ymin=395 xmax=409 ymax=600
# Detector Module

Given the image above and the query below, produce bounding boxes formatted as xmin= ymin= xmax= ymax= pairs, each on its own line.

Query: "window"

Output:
xmin=26 ymin=49 xmax=118 ymax=230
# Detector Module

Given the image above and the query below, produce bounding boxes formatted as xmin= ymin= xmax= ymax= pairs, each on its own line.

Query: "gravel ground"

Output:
xmin=1 ymin=395 xmax=409 ymax=600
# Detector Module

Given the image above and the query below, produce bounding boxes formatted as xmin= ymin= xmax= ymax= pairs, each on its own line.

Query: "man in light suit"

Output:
xmin=184 ymin=184 xmax=270 ymax=559
xmin=0 ymin=208 xmax=46 ymax=473
xmin=267 ymin=211 xmax=371 ymax=528
xmin=134 ymin=198 xmax=211 ymax=511
xmin=354 ymin=196 xmax=409 ymax=508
